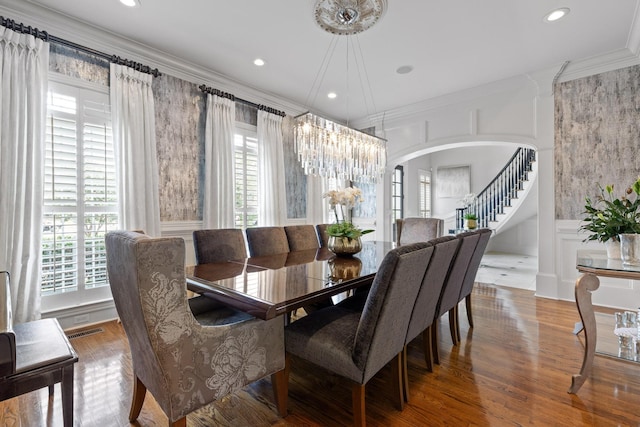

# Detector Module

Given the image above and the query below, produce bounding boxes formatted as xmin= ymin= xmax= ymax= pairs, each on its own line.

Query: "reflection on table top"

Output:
xmin=576 ymin=250 xmax=640 ymax=278
xmin=186 ymin=241 xmax=395 ymax=320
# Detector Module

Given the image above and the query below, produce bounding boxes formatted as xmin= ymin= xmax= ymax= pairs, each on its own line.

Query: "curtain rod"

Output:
xmin=199 ymin=84 xmax=286 ymax=117
xmin=0 ymin=15 xmax=161 ymax=77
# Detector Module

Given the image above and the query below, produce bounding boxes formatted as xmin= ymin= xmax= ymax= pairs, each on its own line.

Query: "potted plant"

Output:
xmin=580 ymin=178 xmax=640 ymax=259
xmin=323 ymin=187 xmax=374 ymax=256
xmin=463 ymin=213 xmax=478 ymax=230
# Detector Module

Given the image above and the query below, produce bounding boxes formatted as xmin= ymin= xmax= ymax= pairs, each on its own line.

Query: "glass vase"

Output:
xmin=620 ymin=234 xmax=640 ymax=265
xmin=605 ymin=238 xmax=621 ymax=260
xmin=328 ymin=236 xmax=362 ymax=257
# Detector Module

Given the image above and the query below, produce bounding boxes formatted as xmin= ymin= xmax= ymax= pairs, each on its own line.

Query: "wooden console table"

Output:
xmin=569 ymin=250 xmax=640 ymax=393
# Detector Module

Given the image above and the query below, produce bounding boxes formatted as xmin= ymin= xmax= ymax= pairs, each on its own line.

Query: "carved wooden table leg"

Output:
xmin=568 ymin=272 xmax=600 ymax=393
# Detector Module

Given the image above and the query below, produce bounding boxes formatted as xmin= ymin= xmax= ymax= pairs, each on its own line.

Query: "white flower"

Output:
xmin=460 ymin=192 xmax=477 ymax=207
xmin=323 ymin=187 xmax=364 ymax=209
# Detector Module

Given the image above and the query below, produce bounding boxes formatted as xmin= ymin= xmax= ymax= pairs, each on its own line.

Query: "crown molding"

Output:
xmin=626 ymin=0 xmax=640 ymax=57
xmin=2 ymin=0 xmax=306 ymax=116
xmin=555 ymin=48 xmax=640 ymax=83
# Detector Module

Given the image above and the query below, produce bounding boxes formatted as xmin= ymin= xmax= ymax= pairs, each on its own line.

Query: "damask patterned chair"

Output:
xmin=105 ymin=231 xmax=286 ymax=427
xmin=284 ymin=225 xmax=320 ymax=251
xmin=245 ymin=226 xmax=290 ymax=257
xmin=396 ymin=217 xmax=444 ymax=245
xmin=193 ymin=228 xmax=247 ymax=264
xmin=283 ymin=242 xmax=434 ymax=427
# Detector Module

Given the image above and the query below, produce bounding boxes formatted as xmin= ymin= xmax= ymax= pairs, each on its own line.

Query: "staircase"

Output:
xmin=456 ymin=147 xmax=536 ymax=232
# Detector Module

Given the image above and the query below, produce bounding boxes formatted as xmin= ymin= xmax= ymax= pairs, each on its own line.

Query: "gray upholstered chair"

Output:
xmin=0 ymin=271 xmax=78 ymax=427
xmin=245 ymin=226 xmax=290 ymax=257
xmin=315 ymin=223 xmax=331 ymax=247
xmin=454 ymin=228 xmax=492 ymax=341
xmin=431 ymin=230 xmax=481 ymax=364
xmin=105 ymin=231 xmax=287 ymax=427
xmin=284 ymin=225 xmax=320 ymax=251
xmin=401 ymin=236 xmax=460 ymax=400
xmin=193 ymin=228 xmax=247 ymax=264
xmin=396 ymin=217 xmax=444 ymax=246
xmin=283 ymin=242 xmax=434 ymax=427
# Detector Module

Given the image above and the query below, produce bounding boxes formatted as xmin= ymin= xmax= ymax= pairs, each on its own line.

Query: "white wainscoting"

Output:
xmin=555 ymin=220 xmax=640 ymax=310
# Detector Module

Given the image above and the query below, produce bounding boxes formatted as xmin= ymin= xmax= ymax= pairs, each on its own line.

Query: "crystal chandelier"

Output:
xmin=294 ymin=0 xmax=388 ymax=184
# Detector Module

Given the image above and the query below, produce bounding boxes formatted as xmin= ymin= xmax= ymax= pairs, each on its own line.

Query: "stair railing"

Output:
xmin=456 ymin=147 xmax=536 ymax=229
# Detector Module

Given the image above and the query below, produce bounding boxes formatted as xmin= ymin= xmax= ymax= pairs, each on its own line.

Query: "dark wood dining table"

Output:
xmin=186 ymin=240 xmax=395 ymax=320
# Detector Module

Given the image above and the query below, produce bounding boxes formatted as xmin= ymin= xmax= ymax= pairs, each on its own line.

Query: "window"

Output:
xmin=41 ymin=80 xmax=117 ymax=296
xmin=391 ymin=165 xmax=404 ymax=240
xmin=234 ymin=125 xmax=259 ymax=228
xmin=419 ymin=169 xmax=432 ymax=218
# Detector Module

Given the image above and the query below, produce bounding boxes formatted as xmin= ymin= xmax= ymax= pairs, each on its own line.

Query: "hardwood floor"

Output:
xmin=3 ymin=283 xmax=640 ymax=426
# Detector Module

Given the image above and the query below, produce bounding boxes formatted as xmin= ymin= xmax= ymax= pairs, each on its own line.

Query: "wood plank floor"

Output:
xmin=3 ymin=283 xmax=640 ymax=426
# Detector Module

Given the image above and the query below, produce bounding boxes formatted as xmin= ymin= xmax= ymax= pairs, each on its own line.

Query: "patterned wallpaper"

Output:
xmin=283 ymin=115 xmax=307 ymax=218
xmin=152 ymin=74 xmax=205 ymax=221
xmin=49 ymin=44 xmax=109 ymax=85
xmin=554 ymin=64 xmax=640 ymax=219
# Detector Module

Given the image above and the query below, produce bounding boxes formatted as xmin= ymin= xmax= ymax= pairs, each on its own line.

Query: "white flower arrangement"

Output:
xmin=323 ymin=187 xmax=364 ymax=209
xmin=460 ymin=192 xmax=477 ymax=207
xmin=322 ymin=186 xmax=373 ymax=238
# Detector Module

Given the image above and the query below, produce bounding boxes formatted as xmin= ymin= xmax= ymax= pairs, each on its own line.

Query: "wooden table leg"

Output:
xmin=568 ymin=272 xmax=600 ymax=393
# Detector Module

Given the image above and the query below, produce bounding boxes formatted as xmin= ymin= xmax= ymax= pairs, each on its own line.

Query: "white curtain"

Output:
xmin=110 ymin=63 xmax=161 ymax=237
xmin=204 ymin=94 xmax=236 ymax=228
xmin=0 ymin=28 xmax=49 ymax=322
xmin=257 ymin=110 xmax=286 ymax=226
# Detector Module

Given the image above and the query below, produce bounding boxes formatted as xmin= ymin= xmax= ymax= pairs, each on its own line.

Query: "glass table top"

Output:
xmin=576 ymin=250 xmax=640 ymax=275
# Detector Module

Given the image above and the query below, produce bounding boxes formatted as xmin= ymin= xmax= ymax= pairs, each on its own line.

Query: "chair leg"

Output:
xmin=171 ymin=417 xmax=186 ymax=427
xmin=390 ymin=352 xmax=404 ymax=410
xmin=431 ymin=318 xmax=440 ymax=365
xmin=401 ymin=346 xmax=410 ymax=403
xmin=466 ymin=294 xmax=474 ymax=328
xmin=422 ymin=326 xmax=433 ymax=372
xmin=129 ymin=376 xmax=147 ymax=422
xmin=352 ymin=383 xmax=366 ymax=427
xmin=61 ymin=365 xmax=75 ymax=427
xmin=455 ymin=305 xmax=461 ymax=342
xmin=271 ymin=353 xmax=290 ymax=417
xmin=448 ymin=307 xmax=460 ymax=345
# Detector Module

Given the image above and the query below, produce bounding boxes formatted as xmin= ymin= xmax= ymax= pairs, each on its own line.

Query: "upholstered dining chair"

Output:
xmin=283 ymin=242 xmax=434 ymax=427
xmin=453 ymin=228 xmax=492 ymax=341
xmin=396 ymin=217 xmax=444 ymax=246
xmin=431 ymin=230 xmax=481 ymax=364
xmin=401 ymin=236 xmax=460 ymax=400
xmin=193 ymin=228 xmax=247 ymax=264
xmin=315 ymin=223 xmax=331 ymax=247
xmin=0 ymin=271 xmax=78 ymax=427
xmin=245 ymin=226 xmax=290 ymax=257
xmin=105 ymin=231 xmax=287 ymax=427
xmin=284 ymin=225 xmax=320 ymax=251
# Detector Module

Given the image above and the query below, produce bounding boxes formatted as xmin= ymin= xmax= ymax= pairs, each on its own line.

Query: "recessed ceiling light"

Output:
xmin=396 ymin=65 xmax=413 ymax=75
xmin=253 ymin=58 xmax=265 ymax=66
xmin=544 ymin=7 xmax=570 ymax=23
xmin=327 ymin=92 xmax=337 ymax=99
xmin=120 ymin=0 xmax=140 ymax=7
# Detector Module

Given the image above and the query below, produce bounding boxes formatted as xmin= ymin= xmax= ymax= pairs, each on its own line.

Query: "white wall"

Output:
xmin=429 ymin=146 xmax=515 ymax=218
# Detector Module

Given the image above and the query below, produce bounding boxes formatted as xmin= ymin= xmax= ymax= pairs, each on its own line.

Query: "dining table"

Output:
xmin=186 ymin=240 xmax=396 ymax=320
